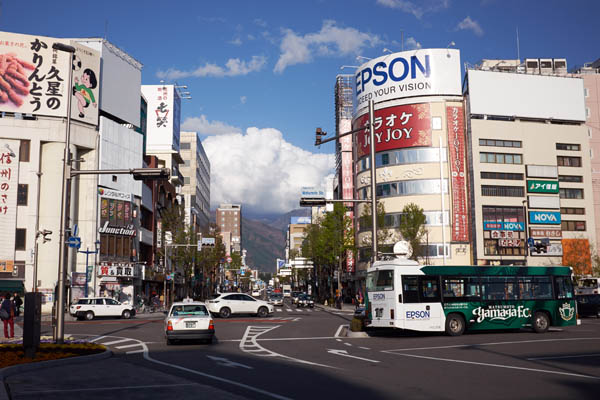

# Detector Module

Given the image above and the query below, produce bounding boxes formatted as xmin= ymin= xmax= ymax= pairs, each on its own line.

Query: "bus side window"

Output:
xmin=419 ymin=277 xmax=441 ymax=302
xmin=402 ymin=276 xmax=420 ymax=303
xmin=555 ymin=276 xmax=573 ymax=299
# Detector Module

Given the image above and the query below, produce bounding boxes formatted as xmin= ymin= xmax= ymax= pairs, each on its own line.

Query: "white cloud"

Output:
xmin=404 ymin=36 xmax=422 ymax=50
xmin=455 ymin=16 xmax=484 ymax=36
xmin=240 ymin=96 xmax=247 ymax=104
xmin=181 ymin=115 xmax=242 ymax=136
xmin=157 ymin=56 xmax=267 ymax=80
xmin=274 ymin=20 xmax=382 ymax=73
xmin=376 ymin=0 xmax=450 ymax=19
xmin=202 ymin=127 xmax=335 ymax=214
xmin=229 ymin=37 xmax=243 ymax=46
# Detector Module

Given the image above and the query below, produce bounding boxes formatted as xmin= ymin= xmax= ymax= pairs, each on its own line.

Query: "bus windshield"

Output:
xmin=367 ymin=269 xmax=394 ymax=291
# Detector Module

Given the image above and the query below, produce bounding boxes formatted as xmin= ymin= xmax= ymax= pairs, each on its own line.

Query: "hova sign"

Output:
xmin=354 ymin=49 xmax=462 ymax=110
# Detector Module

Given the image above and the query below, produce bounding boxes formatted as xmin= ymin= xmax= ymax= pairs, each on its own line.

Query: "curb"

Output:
xmin=0 ymin=348 xmax=112 ymax=400
xmin=337 ymin=324 xmax=370 ymax=338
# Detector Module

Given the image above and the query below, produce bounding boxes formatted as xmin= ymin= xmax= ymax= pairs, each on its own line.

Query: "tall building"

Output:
xmin=217 ymin=204 xmax=242 ymax=253
xmin=180 ymin=131 xmax=211 ymax=233
xmin=464 ymin=60 xmax=595 ymax=270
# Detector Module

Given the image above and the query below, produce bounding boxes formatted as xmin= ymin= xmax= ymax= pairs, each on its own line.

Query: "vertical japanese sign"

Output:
xmin=447 ymin=105 xmax=468 ymax=242
xmin=0 ymin=31 xmax=100 ymax=124
xmin=353 ymin=103 xmax=432 ymax=158
xmin=339 ymin=118 xmax=354 ymax=207
xmin=0 ymin=139 xmax=20 ymax=268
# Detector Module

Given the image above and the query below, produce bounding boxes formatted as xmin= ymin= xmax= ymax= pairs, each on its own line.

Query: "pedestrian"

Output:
xmin=13 ymin=292 xmax=22 ymax=317
xmin=1 ymin=293 xmax=16 ymax=339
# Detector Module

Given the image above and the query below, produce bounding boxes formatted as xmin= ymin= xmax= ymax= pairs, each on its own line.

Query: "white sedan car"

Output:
xmin=165 ymin=301 xmax=214 ymax=345
xmin=70 ymin=297 xmax=135 ymax=320
xmin=207 ymin=293 xmax=274 ymax=318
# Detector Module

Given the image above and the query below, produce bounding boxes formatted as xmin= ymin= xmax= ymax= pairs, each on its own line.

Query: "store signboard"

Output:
xmin=0 ymin=139 xmax=19 ymax=264
xmin=527 ymin=180 xmax=559 ymax=194
xmin=483 ymin=221 xmax=524 ymax=231
xmin=490 ymin=230 xmax=518 ymax=239
xmin=98 ymin=263 xmax=140 ymax=278
xmin=529 ymin=228 xmax=562 ymax=239
xmin=530 ymin=242 xmax=563 ymax=256
xmin=354 ymin=103 xmax=432 ymax=158
xmin=98 ymin=187 xmax=132 ymax=202
xmin=529 ymin=211 xmax=561 ymax=225
xmin=498 ymin=239 xmax=522 ymax=247
xmin=447 ymin=105 xmax=468 ymax=242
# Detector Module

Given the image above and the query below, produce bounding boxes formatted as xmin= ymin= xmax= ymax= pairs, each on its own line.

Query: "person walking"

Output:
xmin=13 ymin=292 xmax=22 ymax=317
xmin=1 ymin=293 xmax=16 ymax=339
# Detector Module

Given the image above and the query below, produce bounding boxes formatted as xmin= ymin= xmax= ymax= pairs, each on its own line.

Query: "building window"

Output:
xmin=19 ymin=140 xmax=30 ymax=162
xmin=480 ymin=172 xmax=523 ymax=180
xmin=15 ymin=228 xmax=26 ymax=250
xmin=481 ymin=185 xmax=524 ymax=197
xmin=180 ymin=142 xmax=191 ymax=149
xmin=424 ymin=244 xmax=450 ymax=258
xmin=561 ymin=207 xmax=585 ymax=215
xmin=482 ymin=206 xmax=525 ymax=224
xmin=556 ymin=143 xmax=581 ymax=151
xmin=17 ymin=184 xmax=28 ymax=206
xmin=183 ymin=159 xmax=190 ymax=166
xmin=184 ymin=177 xmax=190 ymax=184
xmin=559 ymin=188 xmax=584 ymax=199
xmin=373 ymin=148 xmax=447 ymax=169
xmin=558 ymin=175 xmax=583 ymax=183
xmin=561 ymin=220 xmax=586 ymax=231
xmin=479 ymin=139 xmax=522 ymax=148
xmin=480 ymin=152 xmax=523 ymax=164
xmin=584 ymin=88 xmax=589 ymax=98
xmin=374 ymin=179 xmax=448 ymax=198
xmin=557 ymin=156 xmax=581 ymax=167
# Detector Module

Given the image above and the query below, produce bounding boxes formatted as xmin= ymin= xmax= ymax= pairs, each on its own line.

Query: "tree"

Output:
xmin=398 ymin=203 xmax=427 ymax=261
xmin=359 ymin=201 xmax=394 ymax=258
xmin=563 ymin=237 xmax=593 ymax=276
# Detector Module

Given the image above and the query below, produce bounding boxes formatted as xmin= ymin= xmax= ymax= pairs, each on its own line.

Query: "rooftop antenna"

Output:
xmin=516 ymin=27 xmax=520 ymax=62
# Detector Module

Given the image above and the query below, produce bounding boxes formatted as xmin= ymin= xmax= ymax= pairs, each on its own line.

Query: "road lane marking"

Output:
xmin=116 ymin=343 xmax=143 ymax=349
xmin=390 ymin=352 xmax=599 ymax=380
xmin=142 ymin=342 xmax=293 ymax=400
xmin=286 ymin=308 xmax=292 ymax=312
xmin=102 ymin=338 xmax=133 ymax=346
xmin=334 ymin=324 xmax=346 ymax=338
xmin=344 ymin=342 xmax=352 ymax=347
xmin=88 ymin=335 xmax=107 ymax=342
xmin=359 ymin=347 xmax=371 ymax=350
xmin=276 ymin=309 xmax=282 ymax=312
xmin=219 ymin=336 xmax=340 ymax=342
xmin=327 ymin=349 xmax=380 ymax=363
xmin=18 ymin=383 xmax=201 ymax=394
xmin=207 ymin=355 xmax=254 ymax=369
xmin=527 ymin=353 xmax=600 ymax=361
xmin=126 ymin=349 xmax=144 ymax=355
xmin=383 ymin=337 xmax=600 ymax=353
xmin=239 ymin=325 xmax=337 ymax=369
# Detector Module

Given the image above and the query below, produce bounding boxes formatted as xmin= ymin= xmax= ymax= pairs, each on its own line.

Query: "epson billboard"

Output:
xmin=354 ymin=49 xmax=462 ymax=110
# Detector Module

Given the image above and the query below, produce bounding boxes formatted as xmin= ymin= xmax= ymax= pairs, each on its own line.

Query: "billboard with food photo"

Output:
xmin=0 ymin=31 xmax=100 ymax=125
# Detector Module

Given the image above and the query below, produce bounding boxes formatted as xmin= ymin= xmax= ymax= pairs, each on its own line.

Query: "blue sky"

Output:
xmin=2 ymin=0 xmax=600 ymax=215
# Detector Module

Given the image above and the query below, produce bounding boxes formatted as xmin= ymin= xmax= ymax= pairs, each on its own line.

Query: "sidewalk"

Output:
xmin=315 ymin=301 xmax=358 ymax=313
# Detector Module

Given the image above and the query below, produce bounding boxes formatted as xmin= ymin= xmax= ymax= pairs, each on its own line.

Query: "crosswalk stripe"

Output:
xmin=276 ymin=309 xmax=282 ymax=312
xmin=286 ymin=309 xmax=292 ymax=312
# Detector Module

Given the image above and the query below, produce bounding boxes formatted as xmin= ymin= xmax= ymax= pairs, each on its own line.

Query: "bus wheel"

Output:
xmin=445 ymin=314 xmax=465 ymax=336
xmin=533 ymin=311 xmax=550 ymax=333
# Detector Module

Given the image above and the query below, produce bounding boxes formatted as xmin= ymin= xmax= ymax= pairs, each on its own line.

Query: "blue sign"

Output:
xmin=527 ymin=238 xmax=535 ymax=248
xmin=67 ymin=236 xmax=81 ymax=249
xmin=529 ymin=211 xmax=561 ymax=225
xmin=483 ymin=221 xmax=524 ymax=231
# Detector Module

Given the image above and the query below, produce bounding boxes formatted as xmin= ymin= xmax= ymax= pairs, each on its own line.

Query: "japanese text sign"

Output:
xmin=527 ymin=180 xmax=559 ymax=194
xmin=0 ymin=139 xmax=19 ymax=261
xmin=447 ymin=105 xmax=468 ymax=242
xmin=353 ymin=103 xmax=432 ymax=158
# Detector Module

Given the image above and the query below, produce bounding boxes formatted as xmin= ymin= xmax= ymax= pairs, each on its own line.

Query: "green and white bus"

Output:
xmin=366 ymin=257 xmax=578 ymax=336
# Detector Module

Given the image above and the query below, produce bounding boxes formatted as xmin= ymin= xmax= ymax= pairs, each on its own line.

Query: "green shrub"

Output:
xmin=350 ymin=317 xmax=363 ymax=332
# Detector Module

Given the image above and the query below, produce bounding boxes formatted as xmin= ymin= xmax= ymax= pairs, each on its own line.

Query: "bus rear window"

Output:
xmin=367 ymin=270 xmax=394 ymax=291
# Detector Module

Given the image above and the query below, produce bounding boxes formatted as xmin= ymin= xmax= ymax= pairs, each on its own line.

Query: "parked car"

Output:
xmin=70 ymin=297 xmax=135 ymax=321
xmin=576 ymin=294 xmax=600 ymax=318
xmin=297 ymin=294 xmax=314 ymax=308
xmin=207 ymin=293 xmax=274 ymax=318
xmin=291 ymin=291 xmax=302 ymax=304
xmin=269 ymin=293 xmax=284 ymax=306
xmin=252 ymin=289 xmax=261 ymax=297
xmin=164 ymin=301 xmax=214 ymax=345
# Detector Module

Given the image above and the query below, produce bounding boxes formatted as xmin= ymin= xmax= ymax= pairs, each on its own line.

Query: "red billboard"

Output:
xmin=447 ymin=105 xmax=469 ymax=242
xmin=353 ymin=103 xmax=432 ymax=158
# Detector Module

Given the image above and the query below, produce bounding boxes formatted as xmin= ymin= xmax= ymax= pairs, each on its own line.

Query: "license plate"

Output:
xmin=185 ymin=321 xmax=196 ymax=328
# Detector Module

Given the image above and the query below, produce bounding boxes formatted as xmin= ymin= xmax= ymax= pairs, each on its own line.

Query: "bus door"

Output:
xmin=401 ymin=276 xmax=443 ymax=331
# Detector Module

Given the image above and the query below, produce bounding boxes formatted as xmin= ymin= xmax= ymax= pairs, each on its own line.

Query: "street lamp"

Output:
xmin=52 ymin=42 xmax=75 ymax=345
xmin=522 ymin=199 xmax=529 ymax=265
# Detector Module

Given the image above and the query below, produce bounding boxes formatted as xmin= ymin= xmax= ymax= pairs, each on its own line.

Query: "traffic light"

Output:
xmin=315 ymin=128 xmax=326 ymax=146
xmin=132 ymin=168 xmax=171 ymax=181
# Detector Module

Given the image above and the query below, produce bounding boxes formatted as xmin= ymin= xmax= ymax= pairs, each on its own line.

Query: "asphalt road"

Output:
xmin=7 ymin=299 xmax=600 ymax=399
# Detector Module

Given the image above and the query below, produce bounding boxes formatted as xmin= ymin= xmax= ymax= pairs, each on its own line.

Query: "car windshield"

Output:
xmin=170 ymin=305 xmax=209 ymax=316
xmin=270 ymin=294 xmax=282 ymax=299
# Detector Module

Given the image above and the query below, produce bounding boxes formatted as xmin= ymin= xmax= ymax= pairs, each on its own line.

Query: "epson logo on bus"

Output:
xmin=406 ymin=310 xmax=430 ymax=320
xmin=356 ymin=54 xmax=431 ymax=95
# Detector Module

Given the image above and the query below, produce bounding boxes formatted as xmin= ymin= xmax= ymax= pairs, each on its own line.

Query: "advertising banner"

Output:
xmin=98 ymin=263 xmax=140 ymax=278
xmin=527 ymin=180 xmax=559 ymax=194
xmin=530 ymin=242 xmax=563 ymax=256
xmin=490 ymin=230 xmax=518 ymax=239
xmin=98 ymin=187 xmax=133 ymax=202
xmin=0 ymin=31 xmax=100 ymax=124
xmin=483 ymin=221 xmax=524 ymax=231
xmin=529 ymin=211 xmax=561 ymax=225
xmin=529 ymin=228 xmax=562 ymax=239
xmin=0 ymin=139 xmax=19 ymax=263
xmin=354 ymin=49 xmax=461 ymax=110
xmin=499 ymin=239 xmax=522 ymax=248
xmin=447 ymin=105 xmax=468 ymax=242
xmin=142 ymin=84 xmax=180 ymax=151
xmin=354 ymin=103 xmax=432 ymax=158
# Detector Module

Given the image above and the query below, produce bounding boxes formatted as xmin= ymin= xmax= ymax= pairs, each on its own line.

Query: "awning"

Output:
xmin=0 ymin=280 xmax=24 ymax=294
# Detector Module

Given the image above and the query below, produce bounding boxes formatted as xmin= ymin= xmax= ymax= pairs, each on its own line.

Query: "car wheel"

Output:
xmin=85 ymin=311 xmax=94 ymax=321
xmin=533 ymin=311 xmax=550 ymax=333
xmin=121 ymin=310 xmax=131 ymax=319
xmin=220 ymin=307 xmax=231 ymax=319
xmin=257 ymin=306 xmax=269 ymax=318
xmin=445 ymin=313 xmax=465 ymax=336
